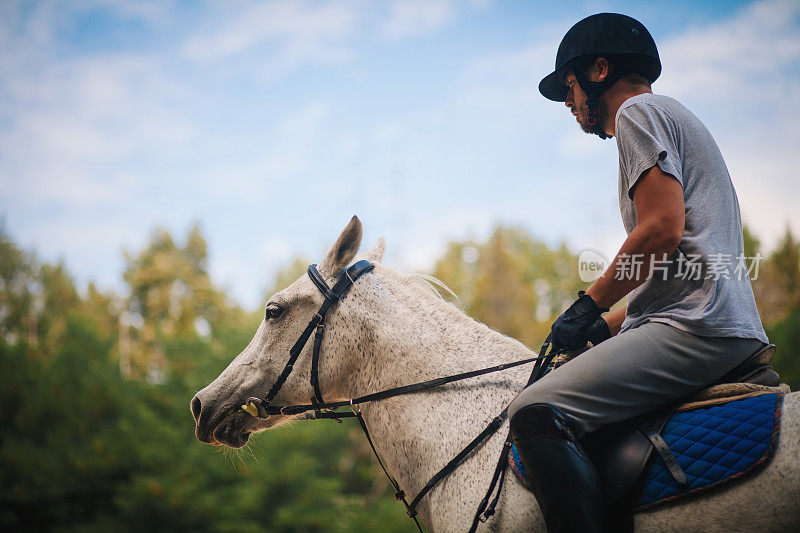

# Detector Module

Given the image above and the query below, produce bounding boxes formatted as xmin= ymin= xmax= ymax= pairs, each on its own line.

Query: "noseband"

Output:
xmin=241 ymin=259 xmax=560 ymax=532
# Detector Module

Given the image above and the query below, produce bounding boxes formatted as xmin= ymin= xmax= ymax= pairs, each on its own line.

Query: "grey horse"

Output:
xmin=192 ymin=217 xmax=800 ymax=532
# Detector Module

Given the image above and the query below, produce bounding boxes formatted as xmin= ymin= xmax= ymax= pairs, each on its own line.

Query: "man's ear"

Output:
xmin=595 ymin=57 xmax=610 ymax=83
xmin=319 ymin=216 xmax=363 ymax=276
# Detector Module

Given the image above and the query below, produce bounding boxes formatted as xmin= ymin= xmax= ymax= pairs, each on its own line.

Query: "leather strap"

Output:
xmin=251 ymin=355 xmax=542 ymax=417
xmin=310 ymin=323 xmax=326 ymax=406
xmin=308 ymin=264 xmax=336 ymax=301
xmin=247 ymin=357 xmax=539 ymax=416
xmin=244 ymin=260 xmax=562 ymax=533
xmin=313 ymin=349 xmax=550 ymax=530
xmin=352 ymin=403 xmax=424 ymax=532
xmin=470 ymin=333 xmax=558 ymax=531
xmin=571 ymin=64 xmax=626 ymax=139
xmin=466 ymin=428 xmax=513 ymax=531
xmin=308 ymin=261 xmax=374 ymax=409
xmin=260 ymin=261 xmax=375 ymax=412
xmin=408 ymin=411 xmax=509 ymax=517
xmin=641 ymin=422 xmax=688 ymax=485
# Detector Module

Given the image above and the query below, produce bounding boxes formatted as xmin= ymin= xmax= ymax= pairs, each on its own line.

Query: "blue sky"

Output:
xmin=1 ymin=0 xmax=798 ymax=309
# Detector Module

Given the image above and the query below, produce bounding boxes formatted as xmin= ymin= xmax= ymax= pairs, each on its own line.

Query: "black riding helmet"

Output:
xmin=539 ymin=13 xmax=661 ymax=138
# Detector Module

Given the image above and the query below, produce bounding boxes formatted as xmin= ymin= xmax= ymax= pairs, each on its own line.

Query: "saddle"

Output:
xmin=579 ymin=343 xmax=781 ymax=529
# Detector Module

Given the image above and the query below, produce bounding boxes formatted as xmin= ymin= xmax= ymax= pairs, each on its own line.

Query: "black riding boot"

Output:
xmin=510 ymin=404 xmax=602 ymax=533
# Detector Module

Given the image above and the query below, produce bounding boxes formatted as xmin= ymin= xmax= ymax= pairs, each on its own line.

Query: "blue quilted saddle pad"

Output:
xmin=635 ymin=392 xmax=783 ymax=509
xmin=508 ymin=393 xmax=784 ymax=509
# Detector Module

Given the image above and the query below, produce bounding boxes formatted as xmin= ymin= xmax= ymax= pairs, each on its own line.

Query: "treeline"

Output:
xmin=1 ymin=222 xmax=798 ymax=531
xmin=0 ymin=225 xmax=409 ymax=532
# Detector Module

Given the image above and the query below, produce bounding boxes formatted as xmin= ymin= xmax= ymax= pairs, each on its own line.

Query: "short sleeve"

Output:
xmin=616 ymin=102 xmax=683 ymax=199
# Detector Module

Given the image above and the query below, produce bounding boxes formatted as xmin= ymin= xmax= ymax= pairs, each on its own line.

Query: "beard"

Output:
xmin=578 ymin=96 xmax=609 ymax=136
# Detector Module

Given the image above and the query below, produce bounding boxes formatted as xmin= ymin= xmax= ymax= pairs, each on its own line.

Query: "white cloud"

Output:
xmin=87 ymin=0 xmax=174 ymax=25
xmin=457 ymin=43 xmax=551 ymax=105
xmin=0 ymin=52 xmax=194 ymax=211
xmin=657 ymin=0 xmax=800 ymax=250
xmin=195 ymin=101 xmax=333 ymax=205
xmin=2 ymin=0 xmax=798 ymax=311
xmin=450 ymin=0 xmax=800 ymax=254
xmin=382 ymin=0 xmax=457 ymax=40
xmin=182 ymin=0 xmax=360 ymax=67
xmin=381 ymin=0 xmax=494 ymax=40
xmin=658 ymin=0 xmax=800 ymax=101
xmin=558 ymin=128 xmax=605 ymax=158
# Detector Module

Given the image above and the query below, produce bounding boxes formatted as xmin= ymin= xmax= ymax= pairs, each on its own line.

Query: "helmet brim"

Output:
xmin=539 ymin=69 xmax=568 ymax=102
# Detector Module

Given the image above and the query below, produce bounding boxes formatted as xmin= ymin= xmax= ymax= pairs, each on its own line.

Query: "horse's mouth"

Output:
xmin=199 ymin=407 xmax=295 ymax=448
xmin=212 ymin=416 xmax=252 ymax=448
xmin=195 ymin=407 xmax=254 ymax=448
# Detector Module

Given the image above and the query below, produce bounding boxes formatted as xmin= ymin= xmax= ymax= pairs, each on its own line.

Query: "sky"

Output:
xmin=1 ymin=0 xmax=799 ymax=309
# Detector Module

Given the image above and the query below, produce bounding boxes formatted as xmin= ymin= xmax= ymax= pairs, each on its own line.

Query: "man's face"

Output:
xmin=563 ymin=69 xmax=593 ymax=134
xmin=563 ymin=66 xmax=608 ymax=135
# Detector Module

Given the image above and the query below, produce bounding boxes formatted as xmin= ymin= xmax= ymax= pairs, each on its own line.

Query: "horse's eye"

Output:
xmin=265 ymin=304 xmax=284 ymax=320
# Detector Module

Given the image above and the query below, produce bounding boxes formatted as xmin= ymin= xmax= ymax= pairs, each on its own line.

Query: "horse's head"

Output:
xmin=190 ymin=216 xmax=386 ymax=448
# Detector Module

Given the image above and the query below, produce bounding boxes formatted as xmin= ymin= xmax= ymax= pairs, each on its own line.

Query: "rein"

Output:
xmin=241 ymin=260 xmax=560 ymax=532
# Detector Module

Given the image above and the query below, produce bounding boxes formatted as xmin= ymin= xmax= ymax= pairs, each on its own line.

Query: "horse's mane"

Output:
xmin=403 ymin=272 xmax=457 ymax=301
xmin=369 ymin=261 xmax=540 ymax=364
xmin=368 ymin=262 xmax=476 ymax=318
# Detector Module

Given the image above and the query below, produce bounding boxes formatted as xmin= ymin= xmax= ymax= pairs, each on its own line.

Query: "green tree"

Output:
xmin=765 ymin=309 xmax=800 ymax=390
xmin=753 ymin=226 xmax=800 ymax=326
xmin=265 ymin=256 xmax=312 ymax=299
xmin=0 ymin=224 xmax=37 ymax=346
xmin=742 ymin=223 xmax=761 ymax=259
xmin=749 ymin=225 xmax=800 ymax=389
xmin=0 ymin=226 xmax=410 ymax=532
xmin=471 ymin=228 xmax=539 ymax=345
xmin=122 ymin=224 xmax=234 ymax=378
xmin=10 ymin=218 xmax=797 ymax=533
xmin=36 ymin=262 xmax=82 ymax=354
xmin=433 ymin=226 xmax=583 ymax=348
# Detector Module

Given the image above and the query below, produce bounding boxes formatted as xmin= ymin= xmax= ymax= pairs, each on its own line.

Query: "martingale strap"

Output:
xmin=334 ymin=336 xmax=556 ymax=528
xmin=468 ymin=333 xmax=558 ymax=531
xmin=352 ymin=401 xmax=424 ymax=533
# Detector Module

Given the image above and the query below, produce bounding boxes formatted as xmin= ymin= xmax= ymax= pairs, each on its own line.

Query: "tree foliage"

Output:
xmin=0 ymin=224 xmax=409 ymax=532
xmin=1 ymin=220 xmax=798 ymax=532
xmin=750 ymin=224 xmax=800 ymax=389
xmin=433 ymin=226 xmax=583 ymax=348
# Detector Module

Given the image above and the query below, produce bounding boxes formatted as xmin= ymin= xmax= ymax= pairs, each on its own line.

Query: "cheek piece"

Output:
xmin=571 ymin=65 xmax=626 ymax=140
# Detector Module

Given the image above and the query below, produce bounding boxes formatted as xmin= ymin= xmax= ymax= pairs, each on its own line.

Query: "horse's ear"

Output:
xmin=364 ymin=237 xmax=386 ymax=263
xmin=319 ymin=216 xmax=363 ymax=275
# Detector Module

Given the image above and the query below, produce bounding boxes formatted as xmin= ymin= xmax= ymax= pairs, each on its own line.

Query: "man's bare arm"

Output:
xmin=602 ymin=307 xmax=627 ymax=336
xmin=586 ymin=164 xmax=685 ymax=309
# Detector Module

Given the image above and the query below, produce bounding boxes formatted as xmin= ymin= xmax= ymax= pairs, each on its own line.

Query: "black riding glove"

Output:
xmin=586 ymin=316 xmax=611 ymax=346
xmin=551 ymin=291 xmax=609 ymax=351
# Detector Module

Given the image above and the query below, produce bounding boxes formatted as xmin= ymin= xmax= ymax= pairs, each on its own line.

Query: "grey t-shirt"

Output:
xmin=615 ymin=93 xmax=767 ymax=343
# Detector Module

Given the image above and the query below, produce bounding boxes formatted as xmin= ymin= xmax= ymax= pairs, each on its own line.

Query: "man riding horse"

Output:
xmin=508 ymin=13 xmax=769 ymax=532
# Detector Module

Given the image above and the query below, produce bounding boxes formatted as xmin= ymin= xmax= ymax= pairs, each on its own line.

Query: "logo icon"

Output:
xmin=578 ymin=249 xmax=609 ymax=283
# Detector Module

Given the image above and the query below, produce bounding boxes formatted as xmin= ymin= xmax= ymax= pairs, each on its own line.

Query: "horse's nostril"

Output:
xmin=191 ymin=396 xmax=202 ymax=423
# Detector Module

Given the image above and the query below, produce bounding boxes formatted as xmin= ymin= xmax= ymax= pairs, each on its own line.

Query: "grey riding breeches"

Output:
xmin=508 ymin=321 xmax=766 ymax=437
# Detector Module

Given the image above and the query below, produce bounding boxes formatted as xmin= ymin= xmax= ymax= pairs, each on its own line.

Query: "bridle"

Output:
xmin=241 ymin=260 xmax=560 ymax=532
xmin=242 ymin=260 xmax=376 ymax=419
